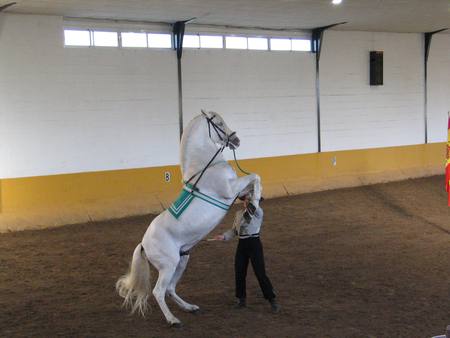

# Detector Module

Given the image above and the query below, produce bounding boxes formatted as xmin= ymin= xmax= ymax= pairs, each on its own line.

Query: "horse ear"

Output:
xmin=201 ymin=109 xmax=207 ymax=116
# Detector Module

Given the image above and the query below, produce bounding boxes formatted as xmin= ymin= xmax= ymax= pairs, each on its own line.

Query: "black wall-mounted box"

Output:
xmin=370 ymin=51 xmax=383 ymax=86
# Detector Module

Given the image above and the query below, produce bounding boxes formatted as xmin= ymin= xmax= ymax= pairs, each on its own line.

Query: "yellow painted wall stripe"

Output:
xmin=0 ymin=143 xmax=446 ymax=232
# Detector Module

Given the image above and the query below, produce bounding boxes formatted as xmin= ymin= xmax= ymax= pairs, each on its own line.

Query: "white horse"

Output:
xmin=116 ymin=111 xmax=261 ymax=326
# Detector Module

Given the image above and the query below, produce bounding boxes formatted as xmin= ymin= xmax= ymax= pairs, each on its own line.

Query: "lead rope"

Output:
xmin=233 ymin=148 xmax=251 ymax=175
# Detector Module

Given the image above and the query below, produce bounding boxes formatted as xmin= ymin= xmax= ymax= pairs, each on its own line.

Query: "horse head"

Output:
xmin=201 ymin=110 xmax=240 ymax=150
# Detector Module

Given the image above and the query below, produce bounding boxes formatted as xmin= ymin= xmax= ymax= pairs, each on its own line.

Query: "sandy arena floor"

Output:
xmin=1 ymin=176 xmax=449 ymax=338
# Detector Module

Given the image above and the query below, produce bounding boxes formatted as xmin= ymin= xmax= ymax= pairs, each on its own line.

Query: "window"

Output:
xmin=63 ymin=26 xmax=311 ymax=53
xmin=270 ymin=38 xmax=291 ymax=51
xmin=248 ymin=37 xmax=268 ymax=50
xmin=292 ymin=39 xmax=311 ymax=51
xmin=64 ymin=30 xmax=90 ymax=46
xmin=183 ymin=35 xmax=200 ymax=48
xmin=225 ymin=36 xmax=247 ymax=49
xmin=200 ymin=35 xmax=223 ymax=49
xmin=148 ymin=33 xmax=172 ymax=48
xmin=93 ymin=31 xmax=118 ymax=47
xmin=121 ymin=32 xmax=147 ymax=48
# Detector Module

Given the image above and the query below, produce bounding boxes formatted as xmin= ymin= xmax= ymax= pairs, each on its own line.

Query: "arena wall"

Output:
xmin=182 ymin=49 xmax=318 ymax=158
xmin=0 ymin=14 xmax=179 ymax=179
xmin=0 ymin=13 xmax=447 ymax=231
xmin=320 ymin=30 xmax=424 ymax=151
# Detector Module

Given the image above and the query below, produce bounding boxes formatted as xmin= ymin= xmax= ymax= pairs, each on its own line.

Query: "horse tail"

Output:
xmin=115 ymin=243 xmax=151 ymax=316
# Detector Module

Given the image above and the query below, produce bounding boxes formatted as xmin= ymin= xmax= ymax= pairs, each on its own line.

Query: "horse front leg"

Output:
xmin=229 ymin=173 xmax=262 ymax=208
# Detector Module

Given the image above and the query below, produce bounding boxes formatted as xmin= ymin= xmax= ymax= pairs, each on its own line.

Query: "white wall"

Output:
xmin=1 ymin=13 xmax=448 ymax=181
xmin=320 ymin=30 xmax=425 ymax=152
xmin=182 ymin=49 xmax=317 ymax=159
xmin=428 ymin=34 xmax=450 ymax=143
xmin=0 ymin=14 xmax=179 ymax=179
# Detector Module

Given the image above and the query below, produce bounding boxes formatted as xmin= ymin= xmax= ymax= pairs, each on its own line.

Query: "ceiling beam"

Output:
xmin=424 ymin=28 xmax=448 ymax=65
xmin=0 ymin=2 xmax=16 ymax=12
xmin=311 ymin=22 xmax=346 ymax=62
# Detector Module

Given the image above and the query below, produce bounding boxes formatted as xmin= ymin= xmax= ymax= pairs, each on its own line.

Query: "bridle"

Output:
xmin=185 ymin=112 xmax=249 ymax=192
xmin=202 ymin=112 xmax=250 ymax=175
xmin=202 ymin=110 xmax=237 ymax=148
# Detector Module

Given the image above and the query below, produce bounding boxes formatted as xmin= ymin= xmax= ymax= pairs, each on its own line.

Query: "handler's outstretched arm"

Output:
xmin=208 ymin=234 xmax=226 ymax=241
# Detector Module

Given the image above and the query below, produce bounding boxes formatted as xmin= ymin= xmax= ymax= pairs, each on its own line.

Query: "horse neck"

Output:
xmin=180 ymin=117 xmax=225 ymax=181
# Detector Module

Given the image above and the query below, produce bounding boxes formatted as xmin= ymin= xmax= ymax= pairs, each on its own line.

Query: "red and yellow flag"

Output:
xmin=446 ymin=113 xmax=450 ymax=206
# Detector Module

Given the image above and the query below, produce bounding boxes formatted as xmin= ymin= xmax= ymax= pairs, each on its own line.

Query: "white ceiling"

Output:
xmin=2 ymin=0 xmax=450 ymax=33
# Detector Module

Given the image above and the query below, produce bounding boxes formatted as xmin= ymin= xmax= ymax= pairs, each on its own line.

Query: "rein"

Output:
xmin=185 ymin=145 xmax=225 ymax=191
xmin=185 ymin=112 xmax=250 ymax=193
xmin=185 ymin=112 xmax=229 ymax=191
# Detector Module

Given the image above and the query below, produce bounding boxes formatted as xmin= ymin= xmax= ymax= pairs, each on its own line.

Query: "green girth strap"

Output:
xmin=168 ymin=183 xmax=231 ymax=219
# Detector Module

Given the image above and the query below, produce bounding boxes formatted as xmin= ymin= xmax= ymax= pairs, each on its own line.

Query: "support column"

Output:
xmin=423 ymin=28 xmax=448 ymax=144
xmin=172 ymin=18 xmax=196 ymax=140
xmin=311 ymin=22 xmax=346 ymax=152
xmin=173 ymin=21 xmax=186 ymax=140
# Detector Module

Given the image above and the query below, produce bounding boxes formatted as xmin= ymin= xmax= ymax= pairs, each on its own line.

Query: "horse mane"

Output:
xmin=179 ymin=114 xmax=208 ymax=177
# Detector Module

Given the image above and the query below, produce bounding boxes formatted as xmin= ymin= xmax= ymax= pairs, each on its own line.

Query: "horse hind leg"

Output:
xmin=152 ymin=261 xmax=182 ymax=326
xmin=166 ymin=254 xmax=200 ymax=313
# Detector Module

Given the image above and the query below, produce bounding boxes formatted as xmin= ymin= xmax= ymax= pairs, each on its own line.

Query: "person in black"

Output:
xmin=212 ymin=195 xmax=280 ymax=313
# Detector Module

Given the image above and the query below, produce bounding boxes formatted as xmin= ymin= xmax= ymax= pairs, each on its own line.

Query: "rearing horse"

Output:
xmin=116 ymin=111 xmax=261 ymax=326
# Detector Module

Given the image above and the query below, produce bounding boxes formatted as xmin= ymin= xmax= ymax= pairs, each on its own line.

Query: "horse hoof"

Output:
xmin=189 ymin=307 xmax=200 ymax=314
xmin=170 ymin=321 xmax=183 ymax=328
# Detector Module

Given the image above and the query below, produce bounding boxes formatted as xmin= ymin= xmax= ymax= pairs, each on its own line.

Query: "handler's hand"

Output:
xmin=209 ymin=234 xmax=225 ymax=241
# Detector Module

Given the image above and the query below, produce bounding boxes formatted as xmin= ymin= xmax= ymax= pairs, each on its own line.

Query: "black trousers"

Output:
xmin=235 ymin=237 xmax=275 ymax=300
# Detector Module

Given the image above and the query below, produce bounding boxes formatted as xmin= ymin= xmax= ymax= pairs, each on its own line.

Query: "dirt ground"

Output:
xmin=1 ymin=176 xmax=449 ymax=338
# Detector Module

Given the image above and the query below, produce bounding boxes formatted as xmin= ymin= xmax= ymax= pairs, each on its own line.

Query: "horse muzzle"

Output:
xmin=228 ymin=133 xmax=240 ymax=149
